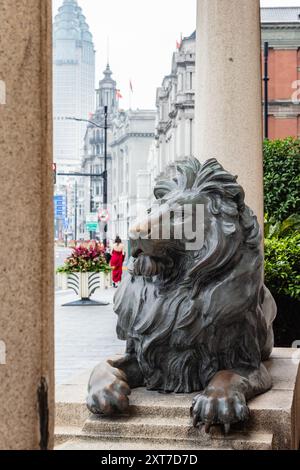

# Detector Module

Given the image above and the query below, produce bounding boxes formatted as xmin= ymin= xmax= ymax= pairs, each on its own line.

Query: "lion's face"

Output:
xmin=127 ymin=158 xmax=260 ymax=281
xmin=129 ymin=191 xmax=216 ymax=278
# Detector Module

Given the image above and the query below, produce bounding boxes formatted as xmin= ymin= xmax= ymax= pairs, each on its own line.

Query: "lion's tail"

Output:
xmin=260 ymin=285 xmax=277 ymax=360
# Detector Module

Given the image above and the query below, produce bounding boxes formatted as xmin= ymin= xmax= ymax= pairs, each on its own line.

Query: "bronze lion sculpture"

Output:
xmin=87 ymin=157 xmax=277 ymax=433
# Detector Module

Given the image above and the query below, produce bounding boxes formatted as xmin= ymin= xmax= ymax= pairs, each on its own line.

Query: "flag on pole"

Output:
xmin=129 ymin=80 xmax=133 ymax=93
xmin=116 ymin=89 xmax=123 ymax=99
xmin=176 ymin=33 xmax=183 ymax=50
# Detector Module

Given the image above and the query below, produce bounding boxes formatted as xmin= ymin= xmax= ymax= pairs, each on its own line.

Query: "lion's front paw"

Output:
xmin=87 ymin=362 xmax=131 ymax=416
xmin=190 ymin=388 xmax=249 ymax=434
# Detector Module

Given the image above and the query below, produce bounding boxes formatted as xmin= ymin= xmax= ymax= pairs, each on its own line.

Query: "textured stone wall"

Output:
xmin=0 ymin=0 xmax=54 ymax=450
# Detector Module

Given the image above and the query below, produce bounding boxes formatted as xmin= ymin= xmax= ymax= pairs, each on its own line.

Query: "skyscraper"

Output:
xmin=53 ymin=0 xmax=95 ymax=172
xmin=53 ymin=0 xmax=95 ymax=240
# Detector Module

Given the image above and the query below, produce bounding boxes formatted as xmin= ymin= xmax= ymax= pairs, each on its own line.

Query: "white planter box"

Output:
xmin=59 ymin=271 xmax=111 ymax=299
xmin=99 ymin=272 xmax=112 ymax=290
xmin=56 ymin=272 xmax=68 ymax=291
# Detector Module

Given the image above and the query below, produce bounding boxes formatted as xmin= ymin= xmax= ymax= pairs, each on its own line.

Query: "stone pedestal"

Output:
xmin=195 ymin=0 xmax=264 ymax=229
xmin=55 ymin=348 xmax=300 ymax=450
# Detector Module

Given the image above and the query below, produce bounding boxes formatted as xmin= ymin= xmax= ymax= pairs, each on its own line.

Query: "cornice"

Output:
xmin=110 ymin=132 xmax=155 ymax=147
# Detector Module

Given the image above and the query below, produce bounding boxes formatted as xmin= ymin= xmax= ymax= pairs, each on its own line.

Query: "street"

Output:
xmin=55 ymin=246 xmax=71 ymax=271
xmin=55 ymin=287 xmax=125 ymax=385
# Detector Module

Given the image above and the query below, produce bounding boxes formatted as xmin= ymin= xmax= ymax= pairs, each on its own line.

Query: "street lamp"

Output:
xmin=66 ymin=105 xmax=109 ymax=246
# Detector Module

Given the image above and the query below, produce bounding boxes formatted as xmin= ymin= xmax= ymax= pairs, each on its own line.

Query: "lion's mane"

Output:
xmin=114 ymin=158 xmax=275 ymax=393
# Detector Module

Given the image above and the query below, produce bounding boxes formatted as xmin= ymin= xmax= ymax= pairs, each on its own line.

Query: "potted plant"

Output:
xmin=56 ymin=241 xmax=111 ymax=306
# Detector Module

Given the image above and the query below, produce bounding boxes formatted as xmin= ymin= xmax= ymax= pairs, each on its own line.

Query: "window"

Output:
xmin=189 ymin=72 xmax=193 ymax=90
xmin=190 ymin=118 xmax=193 ymax=156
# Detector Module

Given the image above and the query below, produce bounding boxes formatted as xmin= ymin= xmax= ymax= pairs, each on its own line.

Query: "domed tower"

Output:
xmin=80 ymin=64 xmax=119 ymax=240
xmin=53 ymin=0 xmax=95 ymax=172
xmin=95 ymin=63 xmax=118 ymax=117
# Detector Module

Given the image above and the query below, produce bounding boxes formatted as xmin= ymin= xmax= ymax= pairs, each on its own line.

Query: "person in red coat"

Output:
xmin=110 ymin=236 xmax=125 ymax=287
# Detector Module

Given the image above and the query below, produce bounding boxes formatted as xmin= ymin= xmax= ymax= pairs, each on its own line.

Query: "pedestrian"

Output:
xmin=104 ymin=242 xmax=112 ymax=265
xmin=110 ymin=236 xmax=125 ymax=287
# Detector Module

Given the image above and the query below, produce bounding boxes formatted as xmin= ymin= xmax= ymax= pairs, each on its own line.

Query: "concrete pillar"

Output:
xmin=0 ymin=0 xmax=54 ymax=449
xmin=195 ymin=0 xmax=264 ymax=228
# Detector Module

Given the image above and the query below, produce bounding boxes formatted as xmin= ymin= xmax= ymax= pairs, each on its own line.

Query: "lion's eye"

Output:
xmin=171 ymin=209 xmax=184 ymax=223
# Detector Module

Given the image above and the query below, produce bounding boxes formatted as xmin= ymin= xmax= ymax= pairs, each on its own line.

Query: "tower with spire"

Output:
xmin=95 ymin=63 xmax=117 ymax=113
xmin=79 ymin=64 xmax=119 ymax=240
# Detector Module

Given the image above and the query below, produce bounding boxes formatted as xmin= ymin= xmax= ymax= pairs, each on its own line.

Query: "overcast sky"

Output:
xmin=52 ymin=0 xmax=300 ymax=109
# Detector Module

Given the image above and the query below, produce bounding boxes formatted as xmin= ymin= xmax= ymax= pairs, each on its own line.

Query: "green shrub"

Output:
xmin=264 ymin=231 xmax=300 ymax=301
xmin=263 ymin=138 xmax=300 ymax=222
xmin=264 ymin=213 xmax=300 ymax=239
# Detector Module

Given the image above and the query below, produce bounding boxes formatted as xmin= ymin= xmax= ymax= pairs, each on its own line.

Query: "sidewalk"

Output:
xmin=55 ymin=288 xmax=125 ymax=385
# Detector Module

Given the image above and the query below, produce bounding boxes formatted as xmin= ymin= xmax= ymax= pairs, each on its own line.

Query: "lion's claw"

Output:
xmin=191 ymin=389 xmax=249 ymax=433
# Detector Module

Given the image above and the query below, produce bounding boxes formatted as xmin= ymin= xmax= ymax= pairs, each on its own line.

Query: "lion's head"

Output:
xmin=128 ymin=157 xmax=261 ymax=296
xmin=114 ymin=158 xmax=267 ymax=393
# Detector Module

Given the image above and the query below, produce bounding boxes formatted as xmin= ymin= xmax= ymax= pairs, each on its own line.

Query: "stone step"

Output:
xmin=55 ymin=436 xmax=225 ymax=451
xmin=55 ymin=350 xmax=300 ymax=450
xmin=55 ymin=426 xmax=223 ymax=450
xmin=55 ymin=421 xmax=274 ymax=451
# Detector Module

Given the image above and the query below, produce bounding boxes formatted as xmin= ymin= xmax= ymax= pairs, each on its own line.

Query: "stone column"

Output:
xmin=0 ymin=0 xmax=54 ymax=449
xmin=195 ymin=0 xmax=264 ymax=228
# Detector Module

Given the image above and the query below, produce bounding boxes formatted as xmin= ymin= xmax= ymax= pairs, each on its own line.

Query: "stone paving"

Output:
xmin=55 ymin=287 xmax=125 ymax=385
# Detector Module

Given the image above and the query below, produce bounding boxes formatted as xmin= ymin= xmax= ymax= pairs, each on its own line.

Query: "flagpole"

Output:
xmin=129 ymin=80 xmax=132 ymax=110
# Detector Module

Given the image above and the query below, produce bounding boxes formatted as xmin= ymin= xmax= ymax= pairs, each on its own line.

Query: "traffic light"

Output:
xmin=53 ymin=163 xmax=57 ymax=185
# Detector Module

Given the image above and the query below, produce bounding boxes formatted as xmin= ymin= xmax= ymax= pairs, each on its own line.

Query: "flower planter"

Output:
xmin=56 ymin=242 xmax=111 ymax=306
xmin=62 ymin=272 xmax=110 ymax=307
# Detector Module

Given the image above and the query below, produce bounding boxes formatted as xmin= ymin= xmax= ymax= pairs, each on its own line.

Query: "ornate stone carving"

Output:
xmin=87 ymin=158 xmax=277 ymax=432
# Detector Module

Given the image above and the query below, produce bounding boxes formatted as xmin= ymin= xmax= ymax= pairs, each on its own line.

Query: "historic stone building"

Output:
xmin=148 ymin=31 xmax=196 ymax=190
xmin=110 ymin=110 xmax=156 ymax=247
xmin=148 ymin=7 xmax=300 ymax=194
xmin=77 ymin=66 xmax=156 ymax=244
xmin=78 ymin=64 xmax=119 ymax=239
xmin=261 ymin=7 xmax=300 ymax=139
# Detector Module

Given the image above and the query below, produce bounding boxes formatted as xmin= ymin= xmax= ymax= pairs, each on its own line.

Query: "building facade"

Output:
xmin=149 ymin=31 xmax=196 ymax=188
xmin=149 ymin=7 xmax=300 ymax=195
xmin=261 ymin=7 xmax=300 ymax=140
xmin=110 ymin=110 xmax=156 ymax=247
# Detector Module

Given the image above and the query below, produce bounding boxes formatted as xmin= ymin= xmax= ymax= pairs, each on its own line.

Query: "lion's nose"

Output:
xmin=129 ymin=220 xmax=149 ymax=239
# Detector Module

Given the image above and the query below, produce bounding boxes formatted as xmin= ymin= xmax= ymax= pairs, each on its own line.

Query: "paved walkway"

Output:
xmin=55 ymin=288 xmax=125 ymax=385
